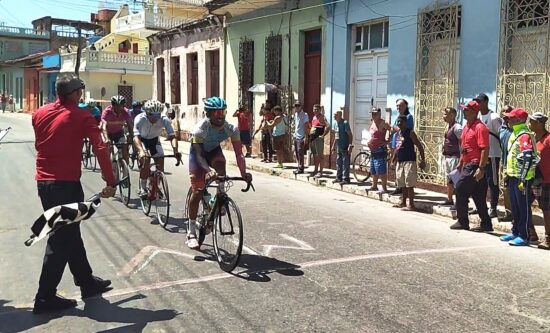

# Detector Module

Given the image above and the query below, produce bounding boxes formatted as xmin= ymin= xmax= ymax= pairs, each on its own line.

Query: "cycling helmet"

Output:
xmin=203 ymin=96 xmax=227 ymax=111
xmin=86 ymin=98 xmax=96 ymax=106
xmin=111 ymin=95 xmax=126 ymax=105
xmin=132 ymin=101 xmax=142 ymax=108
xmin=143 ymin=99 xmax=164 ymax=115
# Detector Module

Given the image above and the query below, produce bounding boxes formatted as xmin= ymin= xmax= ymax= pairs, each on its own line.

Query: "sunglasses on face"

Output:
xmin=211 ymin=109 xmax=227 ymax=117
xmin=147 ymin=114 xmax=161 ymax=120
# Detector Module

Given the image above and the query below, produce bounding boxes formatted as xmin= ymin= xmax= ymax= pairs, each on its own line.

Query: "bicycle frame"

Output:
xmin=142 ymin=155 xmax=181 ymax=201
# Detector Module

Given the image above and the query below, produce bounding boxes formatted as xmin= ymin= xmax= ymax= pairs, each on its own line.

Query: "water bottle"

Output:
xmin=203 ymin=191 xmax=212 ymax=210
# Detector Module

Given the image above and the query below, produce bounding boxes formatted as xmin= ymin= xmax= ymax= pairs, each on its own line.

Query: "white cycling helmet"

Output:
xmin=86 ymin=98 xmax=96 ymax=106
xmin=144 ymin=99 xmax=164 ymax=115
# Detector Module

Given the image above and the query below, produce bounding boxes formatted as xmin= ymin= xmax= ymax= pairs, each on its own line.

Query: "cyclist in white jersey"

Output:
xmin=134 ymin=100 xmax=181 ymax=198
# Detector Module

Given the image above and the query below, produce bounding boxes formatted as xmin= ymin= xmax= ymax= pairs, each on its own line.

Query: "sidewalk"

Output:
xmin=171 ymin=139 xmax=547 ymax=237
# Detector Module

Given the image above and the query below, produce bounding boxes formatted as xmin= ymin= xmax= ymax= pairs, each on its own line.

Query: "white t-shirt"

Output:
xmin=133 ymin=113 xmax=175 ymax=140
xmin=480 ymin=111 xmax=503 ymax=158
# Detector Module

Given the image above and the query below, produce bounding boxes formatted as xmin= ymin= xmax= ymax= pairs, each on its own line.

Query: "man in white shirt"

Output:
xmin=475 ymin=93 xmax=503 ymax=218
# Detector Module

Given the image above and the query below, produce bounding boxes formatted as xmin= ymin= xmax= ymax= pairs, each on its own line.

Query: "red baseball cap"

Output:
xmin=503 ymin=108 xmax=528 ymax=120
xmin=460 ymin=100 xmax=481 ymax=112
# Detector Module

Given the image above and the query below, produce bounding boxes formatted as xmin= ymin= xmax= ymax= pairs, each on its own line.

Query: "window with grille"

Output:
xmin=510 ymin=0 xmax=549 ymax=29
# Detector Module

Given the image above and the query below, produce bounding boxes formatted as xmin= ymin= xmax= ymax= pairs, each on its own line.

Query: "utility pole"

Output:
xmin=74 ymin=23 xmax=82 ymax=78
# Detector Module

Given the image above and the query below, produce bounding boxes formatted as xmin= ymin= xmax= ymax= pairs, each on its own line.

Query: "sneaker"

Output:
xmin=293 ymin=169 xmax=304 ymax=174
xmin=450 ymin=221 xmax=469 ymax=230
xmin=81 ymin=276 xmax=112 ymax=298
xmin=509 ymin=236 xmax=529 ymax=246
xmin=500 ymin=234 xmax=516 ymax=242
xmin=390 ymin=188 xmax=402 ymax=196
xmin=488 ymin=208 xmax=498 ymax=218
xmin=332 ymin=179 xmax=342 ymax=184
xmin=273 ymin=163 xmax=284 ymax=169
xmin=313 ymin=173 xmax=322 ymax=179
xmin=498 ymin=214 xmax=513 ymax=222
xmin=470 ymin=225 xmax=494 ymax=232
xmin=138 ymin=188 xmax=148 ymax=199
xmin=538 ymin=236 xmax=550 ymax=250
xmin=468 ymin=208 xmax=478 ymax=215
xmin=340 ymin=179 xmax=351 ymax=185
xmin=245 ymin=153 xmax=251 ymax=158
xmin=33 ymin=294 xmax=77 ymax=314
xmin=186 ymin=235 xmax=200 ymax=250
xmin=441 ymin=199 xmax=454 ymax=206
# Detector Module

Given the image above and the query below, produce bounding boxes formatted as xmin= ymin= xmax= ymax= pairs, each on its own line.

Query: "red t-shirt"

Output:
xmin=263 ymin=111 xmax=274 ymax=122
xmin=236 ymin=112 xmax=251 ymax=131
xmin=33 ymin=100 xmax=116 ymax=186
xmin=537 ymin=132 xmax=550 ymax=184
xmin=461 ymin=119 xmax=489 ymax=164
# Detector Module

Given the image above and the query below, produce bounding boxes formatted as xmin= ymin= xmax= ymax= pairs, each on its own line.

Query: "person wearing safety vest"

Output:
xmin=500 ymin=108 xmax=539 ymax=246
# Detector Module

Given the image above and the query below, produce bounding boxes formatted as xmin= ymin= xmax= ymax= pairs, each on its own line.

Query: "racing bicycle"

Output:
xmin=352 ymin=146 xmax=372 ymax=183
xmin=109 ymin=142 xmax=132 ymax=206
xmin=81 ymin=138 xmax=97 ymax=171
xmin=183 ymin=176 xmax=255 ymax=272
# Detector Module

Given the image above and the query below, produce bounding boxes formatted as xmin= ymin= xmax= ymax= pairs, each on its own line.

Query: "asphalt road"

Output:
xmin=0 ymin=113 xmax=549 ymax=333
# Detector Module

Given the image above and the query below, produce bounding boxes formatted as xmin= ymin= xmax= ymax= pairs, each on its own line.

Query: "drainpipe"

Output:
xmin=222 ymin=15 xmax=228 ymax=99
xmin=329 ymin=2 xmax=335 ymax=124
xmin=288 ymin=5 xmax=292 ymax=91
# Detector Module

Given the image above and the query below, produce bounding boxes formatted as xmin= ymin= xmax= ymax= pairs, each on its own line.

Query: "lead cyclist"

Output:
xmin=186 ymin=96 xmax=252 ymax=250
xmin=134 ymin=100 xmax=181 ymax=198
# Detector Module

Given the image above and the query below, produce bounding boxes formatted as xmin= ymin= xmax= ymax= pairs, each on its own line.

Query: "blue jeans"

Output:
xmin=336 ymin=149 xmax=350 ymax=181
xmin=508 ymin=177 xmax=532 ymax=239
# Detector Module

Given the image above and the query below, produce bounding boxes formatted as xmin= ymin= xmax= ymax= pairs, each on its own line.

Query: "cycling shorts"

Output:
xmin=108 ymin=131 xmax=126 ymax=144
xmin=139 ymin=136 xmax=164 ymax=158
xmin=189 ymin=145 xmax=225 ymax=190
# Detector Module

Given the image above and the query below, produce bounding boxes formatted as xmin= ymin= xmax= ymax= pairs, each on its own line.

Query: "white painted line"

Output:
xmin=263 ymin=234 xmax=315 ymax=256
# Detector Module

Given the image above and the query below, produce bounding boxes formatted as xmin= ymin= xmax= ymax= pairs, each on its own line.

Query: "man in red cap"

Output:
xmin=450 ymin=100 xmax=492 ymax=231
xmin=500 ymin=108 xmax=538 ymax=246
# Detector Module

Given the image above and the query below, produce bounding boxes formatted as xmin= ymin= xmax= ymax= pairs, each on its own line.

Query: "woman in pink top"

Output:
xmin=367 ymin=108 xmax=391 ymax=193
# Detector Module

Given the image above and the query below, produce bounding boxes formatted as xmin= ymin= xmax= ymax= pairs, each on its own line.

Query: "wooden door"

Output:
xmin=304 ymin=29 xmax=322 ymax=119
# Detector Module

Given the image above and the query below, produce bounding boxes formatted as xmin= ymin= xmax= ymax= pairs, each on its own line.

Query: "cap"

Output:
xmin=78 ymin=102 xmax=89 ymax=108
xmin=56 ymin=74 xmax=85 ymax=97
xmin=503 ymin=108 xmax=528 ymax=120
xmin=529 ymin=112 xmax=548 ymax=123
xmin=460 ymin=100 xmax=481 ymax=113
xmin=473 ymin=93 xmax=489 ymax=102
xmin=294 ymin=101 xmax=302 ymax=106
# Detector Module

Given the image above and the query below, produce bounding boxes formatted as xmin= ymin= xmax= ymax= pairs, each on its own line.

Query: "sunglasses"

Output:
xmin=211 ymin=109 xmax=227 ymax=117
xmin=147 ymin=114 xmax=161 ymax=120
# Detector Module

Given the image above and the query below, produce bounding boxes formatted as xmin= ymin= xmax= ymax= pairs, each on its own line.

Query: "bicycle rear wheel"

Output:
xmin=155 ymin=172 xmax=170 ymax=228
xmin=140 ymin=194 xmax=151 ymax=215
xmin=128 ymin=145 xmax=136 ymax=170
xmin=117 ymin=159 xmax=131 ymax=206
xmin=213 ymin=197 xmax=243 ymax=272
xmin=352 ymin=151 xmax=372 ymax=183
xmin=183 ymin=187 xmax=208 ymax=245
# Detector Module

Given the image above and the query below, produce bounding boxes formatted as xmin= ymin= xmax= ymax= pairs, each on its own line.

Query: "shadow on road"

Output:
xmin=0 ymin=295 xmax=180 ymax=333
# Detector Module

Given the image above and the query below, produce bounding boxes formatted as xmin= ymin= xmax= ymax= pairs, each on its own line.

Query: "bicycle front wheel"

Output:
xmin=82 ymin=142 xmax=90 ymax=168
xmin=155 ymin=172 xmax=170 ymax=228
xmin=213 ymin=197 xmax=243 ymax=272
xmin=352 ymin=151 xmax=371 ymax=183
xmin=117 ymin=159 xmax=131 ymax=206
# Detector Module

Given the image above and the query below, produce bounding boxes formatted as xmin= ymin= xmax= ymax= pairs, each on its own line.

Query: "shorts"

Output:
xmin=370 ymin=147 xmax=387 ymax=176
xmin=139 ymin=136 xmax=164 ymax=157
xmin=108 ymin=131 xmax=126 ymax=144
xmin=538 ymin=183 xmax=550 ymax=210
xmin=396 ymin=161 xmax=418 ymax=188
xmin=444 ymin=155 xmax=460 ymax=183
xmin=272 ymin=134 xmax=287 ymax=151
xmin=189 ymin=145 xmax=226 ymax=190
xmin=310 ymin=136 xmax=324 ymax=155
xmin=240 ymin=130 xmax=251 ymax=145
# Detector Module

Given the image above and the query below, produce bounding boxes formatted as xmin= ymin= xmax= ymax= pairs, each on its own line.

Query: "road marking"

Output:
xmin=262 ymin=234 xmax=315 ymax=256
xmin=0 ymin=244 xmax=497 ymax=314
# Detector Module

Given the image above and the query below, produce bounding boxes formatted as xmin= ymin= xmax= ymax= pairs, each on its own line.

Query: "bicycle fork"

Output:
xmin=206 ymin=193 xmax=235 ymax=236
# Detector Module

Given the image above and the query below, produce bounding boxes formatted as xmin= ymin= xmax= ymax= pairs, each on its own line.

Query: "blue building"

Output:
xmin=325 ymin=0 xmax=544 ymax=184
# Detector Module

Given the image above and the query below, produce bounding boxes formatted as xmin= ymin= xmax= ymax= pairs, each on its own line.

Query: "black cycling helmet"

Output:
xmin=111 ymin=95 xmax=126 ymax=105
xmin=132 ymin=101 xmax=142 ymax=108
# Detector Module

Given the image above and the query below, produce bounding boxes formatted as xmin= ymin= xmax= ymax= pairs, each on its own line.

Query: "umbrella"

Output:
xmin=248 ymin=83 xmax=278 ymax=93
xmin=25 ymin=194 xmax=102 ymax=247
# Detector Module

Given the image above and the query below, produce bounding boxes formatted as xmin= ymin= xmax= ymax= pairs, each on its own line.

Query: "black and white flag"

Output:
xmin=25 ymin=195 xmax=102 ymax=247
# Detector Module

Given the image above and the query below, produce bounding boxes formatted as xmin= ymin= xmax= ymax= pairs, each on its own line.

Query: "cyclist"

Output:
xmin=186 ymin=96 xmax=252 ymax=250
xmin=134 ymin=100 xmax=181 ymax=198
xmin=79 ymin=99 xmax=101 ymax=125
xmin=100 ymin=95 xmax=133 ymax=164
xmin=130 ymin=101 xmax=144 ymax=120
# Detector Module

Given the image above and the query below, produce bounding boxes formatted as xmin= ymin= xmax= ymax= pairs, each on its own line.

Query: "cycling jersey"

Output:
xmin=191 ymin=118 xmax=239 ymax=152
xmin=101 ymin=105 xmax=131 ymax=134
xmin=133 ymin=112 xmax=175 ymax=139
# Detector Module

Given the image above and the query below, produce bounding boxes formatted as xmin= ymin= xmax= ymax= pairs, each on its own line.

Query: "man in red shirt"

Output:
xmin=32 ymin=74 xmax=117 ymax=314
xmin=233 ymin=106 xmax=252 ymax=157
xmin=450 ymin=100 xmax=492 ymax=231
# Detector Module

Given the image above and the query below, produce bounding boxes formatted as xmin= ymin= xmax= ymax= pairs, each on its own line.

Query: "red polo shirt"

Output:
xmin=236 ymin=112 xmax=251 ymax=131
xmin=33 ymin=99 xmax=116 ymax=186
xmin=461 ymin=119 xmax=489 ymax=164
xmin=537 ymin=132 xmax=550 ymax=184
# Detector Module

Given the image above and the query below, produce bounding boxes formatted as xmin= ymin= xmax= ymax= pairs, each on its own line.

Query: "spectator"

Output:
xmin=500 ymin=108 xmax=538 ymax=246
xmin=498 ymin=106 xmax=514 ymax=221
xmin=1 ymin=92 xmax=6 ymax=113
xmin=8 ymin=94 xmax=14 ymax=113
xmin=331 ymin=108 xmax=353 ymax=184
xmin=309 ymin=104 xmax=329 ymax=178
xmin=475 ymin=93 xmax=503 ymax=218
xmin=368 ymin=107 xmax=390 ymax=192
xmin=266 ymin=105 xmax=288 ymax=169
xmin=31 ymin=74 xmax=116 ymax=314
xmin=391 ymin=115 xmax=426 ymax=211
xmin=253 ymin=104 xmax=274 ymax=162
xmin=291 ymin=102 xmax=311 ymax=174
xmin=529 ymin=112 xmax=549 ymax=248
xmin=450 ymin=100 xmax=492 ymax=231
xmin=390 ymin=98 xmax=414 ymax=195
xmin=442 ymin=107 xmax=462 ymax=206
xmin=233 ymin=106 xmax=252 ymax=157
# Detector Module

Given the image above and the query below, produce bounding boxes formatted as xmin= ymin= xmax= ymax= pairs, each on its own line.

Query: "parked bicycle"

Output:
xmin=183 ymin=176 xmax=255 ymax=272
xmin=81 ymin=138 xmax=97 ymax=171
xmin=109 ymin=142 xmax=132 ymax=206
xmin=139 ymin=154 xmax=182 ymax=228
xmin=352 ymin=146 xmax=372 ymax=183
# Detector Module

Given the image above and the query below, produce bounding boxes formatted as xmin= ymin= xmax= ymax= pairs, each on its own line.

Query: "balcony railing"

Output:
xmin=114 ymin=10 xmax=190 ymax=34
xmin=0 ymin=25 xmax=50 ymax=39
xmin=60 ymin=50 xmax=153 ymax=73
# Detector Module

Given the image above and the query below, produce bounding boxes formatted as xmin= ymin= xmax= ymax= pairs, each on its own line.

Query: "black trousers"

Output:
xmin=36 ymin=181 xmax=94 ymax=299
xmin=261 ymin=131 xmax=273 ymax=160
xmin=485 ymin=157 xmax=500 ymax=210
xmin=455 ymin=163 xmax=492 ymax=228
